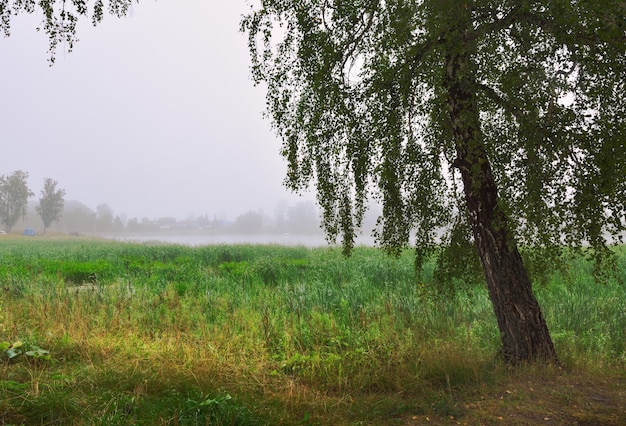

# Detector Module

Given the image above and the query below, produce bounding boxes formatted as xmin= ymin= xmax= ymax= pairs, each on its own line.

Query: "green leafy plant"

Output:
xmin=1 ymin=340 xmax=50 ymax=362
xmin=177 ymin=392 xmax=259 ymax=425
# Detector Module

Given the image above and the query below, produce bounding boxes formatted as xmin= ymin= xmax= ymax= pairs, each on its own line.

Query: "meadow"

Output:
xmin=0 ymin=236 xmax=624 ymax=425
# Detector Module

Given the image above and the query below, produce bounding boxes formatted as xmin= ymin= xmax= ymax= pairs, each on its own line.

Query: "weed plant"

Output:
xmin=0 ymin=237 xmax=624 ymax=424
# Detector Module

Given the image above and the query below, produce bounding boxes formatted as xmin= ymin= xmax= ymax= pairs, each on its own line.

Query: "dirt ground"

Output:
xmin=401 ymin=371 xmax=626 ymax=425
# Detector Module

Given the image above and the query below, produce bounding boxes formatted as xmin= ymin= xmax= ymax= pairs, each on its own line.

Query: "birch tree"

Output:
xmin=242 ymin=0 xmax=626 ymax=363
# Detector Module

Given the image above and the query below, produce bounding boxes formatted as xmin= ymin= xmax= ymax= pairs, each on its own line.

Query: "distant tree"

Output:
xmin=156 ymin=217 xmax=178 ymax=229
xmin=273 ymin=199 xmax=289 ymax=232
xmin=61 ymin=200 xmax=95 ymax=234
xmin=95 ymin=204 xmax=114 ymax=233
xmin=36 ymin=178 xmax=65 ymax=235
xmin=232 ymin=210 xmax=265 ymax=234
xmin=126 ymin=217 xmax=141 ymax=233
xmin=141 ymin=217 xmax=159 ymax=232
xmin=0 ymin=170 xmax=34 ymax=233
xmin=243 ymin=1 xmax=626 ymax=363
xmin=126 ymin=217 xmax=159 ymax=233
xmin=126 ymin=216 xmax=158 ymax=233
xmin=286 ymin=201 xmax=320 ymax=234
xmin=195 ymin=214 xmax=212 ymax=230
xmin=111 ymin=215 xmax=125 ymax=233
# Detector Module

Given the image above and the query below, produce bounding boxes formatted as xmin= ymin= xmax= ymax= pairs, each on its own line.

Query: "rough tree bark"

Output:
xmin=443 ymin=29 xmax=558 ymax=363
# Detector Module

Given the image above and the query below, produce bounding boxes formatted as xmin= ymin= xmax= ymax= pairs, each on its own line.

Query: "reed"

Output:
xmin=0 ymin=238 xmax=624 ymax=424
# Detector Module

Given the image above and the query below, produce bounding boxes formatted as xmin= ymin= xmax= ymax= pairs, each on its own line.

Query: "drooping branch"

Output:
xmin=339 ymin=5 xmax=378 ymax=83
xmin=1 ymin=0 xmax=136 ymax=63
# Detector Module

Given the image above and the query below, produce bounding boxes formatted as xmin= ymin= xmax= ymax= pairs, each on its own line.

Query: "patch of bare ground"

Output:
xmin=400 ymin=369 xmax=625 ymax=425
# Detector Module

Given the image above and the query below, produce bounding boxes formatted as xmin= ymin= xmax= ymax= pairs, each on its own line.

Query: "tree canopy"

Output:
xmin=242 ymin=0 xmax=626 ymax=259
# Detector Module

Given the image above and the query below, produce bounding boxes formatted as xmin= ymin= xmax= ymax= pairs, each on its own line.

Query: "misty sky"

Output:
xmin=1 ymin=0 xmax=313 ymax=220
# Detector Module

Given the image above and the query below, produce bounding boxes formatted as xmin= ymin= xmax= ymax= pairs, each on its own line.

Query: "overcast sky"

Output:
xmin=1 ymin=0 xmax=312 ymax=220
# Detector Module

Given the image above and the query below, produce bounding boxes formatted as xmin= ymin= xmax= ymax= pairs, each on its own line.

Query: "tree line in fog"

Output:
xmin=3 ymin=169 xmax=382 ymax=237
xmin=18 ymin=199 xmax=326 ymax=236
xmin=1 ymin=170 xmax=329 ymax=236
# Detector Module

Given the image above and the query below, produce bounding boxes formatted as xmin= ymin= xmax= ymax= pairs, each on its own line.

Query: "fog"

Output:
xmin=1 ymin=0 xmax=313 ymax=221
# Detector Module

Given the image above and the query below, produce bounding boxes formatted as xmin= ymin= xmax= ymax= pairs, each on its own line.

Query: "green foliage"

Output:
xmin=242 ymin=0 xmax=626 ymax=274
xmin=433 ymin=217 xmax=484 ymax=295
xmin=1 ymin=340 xmax=50 ymax=363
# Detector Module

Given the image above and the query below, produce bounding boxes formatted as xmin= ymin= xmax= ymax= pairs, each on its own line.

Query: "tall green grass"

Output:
xmin=0 ymin=238 xmax=624 ymax=424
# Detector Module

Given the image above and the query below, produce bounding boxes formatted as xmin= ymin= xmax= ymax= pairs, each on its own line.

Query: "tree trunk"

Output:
xmin=443 ymin=46 xmax=558 ymax=364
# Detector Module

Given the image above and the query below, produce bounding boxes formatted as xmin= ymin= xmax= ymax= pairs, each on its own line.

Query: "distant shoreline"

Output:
xmin=101 ymin=233 xmax=344 ymax=247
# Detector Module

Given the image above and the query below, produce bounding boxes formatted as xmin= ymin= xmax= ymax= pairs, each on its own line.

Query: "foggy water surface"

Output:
xmin=105 ymin=233 xmax=350 ymax=247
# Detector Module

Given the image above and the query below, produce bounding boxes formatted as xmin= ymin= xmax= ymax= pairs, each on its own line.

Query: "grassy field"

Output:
xmin=0 ymin=236 xmax=624 ymax=425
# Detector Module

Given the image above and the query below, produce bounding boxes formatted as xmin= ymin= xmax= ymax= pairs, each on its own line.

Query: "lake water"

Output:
xmin=105 ymin=233 xmax=378 ymax=247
